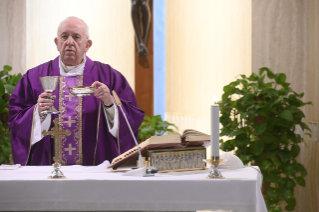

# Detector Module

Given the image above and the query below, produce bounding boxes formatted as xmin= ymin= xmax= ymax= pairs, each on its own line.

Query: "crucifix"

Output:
xmin=42 ymin=118 xmax=71 ymax=179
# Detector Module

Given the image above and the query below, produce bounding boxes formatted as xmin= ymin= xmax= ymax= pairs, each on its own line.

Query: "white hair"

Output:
xmin=57 ymin=16 xmax=90 ymax=39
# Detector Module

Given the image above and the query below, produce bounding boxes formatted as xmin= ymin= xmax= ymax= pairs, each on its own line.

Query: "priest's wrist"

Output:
xmin=104 ymin=102 xmax=114 ymax=108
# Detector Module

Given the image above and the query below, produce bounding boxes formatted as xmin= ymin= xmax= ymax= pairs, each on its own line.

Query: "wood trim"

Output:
xmin=134 ymin=0 xmax=154 ymax=118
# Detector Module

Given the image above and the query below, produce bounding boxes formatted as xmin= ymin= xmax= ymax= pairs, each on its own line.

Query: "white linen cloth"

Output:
xmin=0 ymin=164 xmax=21 ymax=170
xmin=31 ymin=56 xmax=119 ymax=145
xmin=0 ymin=165 xmax=267 ymax=212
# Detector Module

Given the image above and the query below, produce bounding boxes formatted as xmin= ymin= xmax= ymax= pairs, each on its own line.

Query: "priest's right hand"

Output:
xmin=37 ymin=91 xmax=54 ymax=116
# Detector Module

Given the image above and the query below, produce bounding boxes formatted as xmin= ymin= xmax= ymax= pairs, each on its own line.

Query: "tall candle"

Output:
xmin=211 ymin=104 xmax=220 ymax=157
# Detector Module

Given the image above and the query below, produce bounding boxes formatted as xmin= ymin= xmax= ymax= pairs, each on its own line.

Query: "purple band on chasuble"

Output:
xmin=58 ymin=76 xmax=83 ymax=165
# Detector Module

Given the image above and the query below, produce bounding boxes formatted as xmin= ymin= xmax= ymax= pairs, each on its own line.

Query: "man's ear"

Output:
xmin=86 ymin=40 xmax=93 ymax=51
xmin=54 ymin=38 xmax=59 ymax=50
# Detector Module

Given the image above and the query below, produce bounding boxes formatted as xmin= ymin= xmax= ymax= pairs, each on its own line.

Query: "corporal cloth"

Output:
xmin=8 ymin=56 xmax=145 ymax=166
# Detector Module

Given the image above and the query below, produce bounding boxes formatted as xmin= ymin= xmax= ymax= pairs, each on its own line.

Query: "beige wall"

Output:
xmin=166 ymin=0 xmax=252 ymax=135
xmin=253 ymin=0 xmax=319 ymax=211
xmin=25 ymin=0 xmax=135 ymax=87
xmin=0 ymin=0 xmax=26 ymax=75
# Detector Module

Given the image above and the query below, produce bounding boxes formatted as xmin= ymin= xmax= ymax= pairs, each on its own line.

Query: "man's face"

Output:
xmin=55 ymin=19 xmax=92 ymax=66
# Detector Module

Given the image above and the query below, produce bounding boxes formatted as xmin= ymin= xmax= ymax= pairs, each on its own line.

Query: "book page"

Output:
xmin=182 ymin=129 xmax=210 ymax=141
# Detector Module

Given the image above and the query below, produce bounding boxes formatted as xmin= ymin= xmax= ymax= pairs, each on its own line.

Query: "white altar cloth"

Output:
xmin=0 ymin=165 xmax=267 ymax=212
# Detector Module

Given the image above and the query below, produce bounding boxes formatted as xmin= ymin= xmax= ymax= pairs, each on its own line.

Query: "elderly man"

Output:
xmin=8 ymin=17 xmax=145 ymax=166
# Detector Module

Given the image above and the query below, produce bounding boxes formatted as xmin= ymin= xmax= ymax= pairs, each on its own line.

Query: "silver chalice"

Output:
xmin=39 ymin=76 xmax=59 ymax=114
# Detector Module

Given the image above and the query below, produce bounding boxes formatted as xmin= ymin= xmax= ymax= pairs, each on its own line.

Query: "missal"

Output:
xmin=109 ymin=129 xmax=210 ymax=169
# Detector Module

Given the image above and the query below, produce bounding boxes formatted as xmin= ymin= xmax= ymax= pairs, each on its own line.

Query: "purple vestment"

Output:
xmin=8 ymin=56 xmax=145 ymax=166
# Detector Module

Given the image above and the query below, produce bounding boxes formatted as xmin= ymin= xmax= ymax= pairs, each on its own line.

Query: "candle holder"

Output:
xmin=203 ymin=156 xmax=227 ymax=179
xmin=48 ymin=160 xmax=66 ymax=179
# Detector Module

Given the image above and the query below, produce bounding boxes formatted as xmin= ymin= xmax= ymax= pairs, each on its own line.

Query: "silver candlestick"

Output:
xmin=203 ymin=156 xmax=227 ymax=179
xmin=39 ymin=76 xmax=59 ymax=114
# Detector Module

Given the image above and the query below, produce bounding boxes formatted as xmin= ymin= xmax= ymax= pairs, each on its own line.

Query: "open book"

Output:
xmin=109 ymin=129 xmax=210 ymax=169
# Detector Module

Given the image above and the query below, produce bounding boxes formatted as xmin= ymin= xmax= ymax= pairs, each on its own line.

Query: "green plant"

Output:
xmin=219 ymin=67 xmax=311 ymax=212
xmin=138 ymin=115 xmax=178 ymax=142
xmin=0 ymin=65 xmax=22 ymax=165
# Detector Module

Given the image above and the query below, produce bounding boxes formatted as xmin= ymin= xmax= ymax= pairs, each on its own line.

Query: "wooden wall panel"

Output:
xmin=252 ymin=0 xmax=307 ymax=96
xmin=253 ymin=0 xmax=319 ymax=211
xmin=0 ymin=0 xmax=26 ymax=75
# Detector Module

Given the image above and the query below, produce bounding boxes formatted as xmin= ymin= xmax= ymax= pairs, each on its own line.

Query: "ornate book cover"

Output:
xmin=108 ymin=129 xmax=210 ymax=170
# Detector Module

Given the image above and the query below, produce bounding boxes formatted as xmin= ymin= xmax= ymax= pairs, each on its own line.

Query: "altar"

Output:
xmin=0 ymin=164 xmax=267 ymax=212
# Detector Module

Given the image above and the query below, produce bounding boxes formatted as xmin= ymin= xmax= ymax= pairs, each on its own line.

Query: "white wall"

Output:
xmin=166 ymin=0 xmax=252 ymax=134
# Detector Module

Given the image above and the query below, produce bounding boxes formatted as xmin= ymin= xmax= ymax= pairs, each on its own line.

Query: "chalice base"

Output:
xmin=48 ymin=162 xmax=66 ymax=179
xmin=203 ymin=156 xmax=226 ymax=179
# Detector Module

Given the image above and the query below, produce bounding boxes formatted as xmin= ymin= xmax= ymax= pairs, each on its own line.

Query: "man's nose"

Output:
xmin=66 ymin=36 xmax=75 ymax=45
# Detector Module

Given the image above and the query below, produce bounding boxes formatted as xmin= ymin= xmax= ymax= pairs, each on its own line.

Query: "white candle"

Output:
xmin=211 ymin=104 xmax=220 ymax=157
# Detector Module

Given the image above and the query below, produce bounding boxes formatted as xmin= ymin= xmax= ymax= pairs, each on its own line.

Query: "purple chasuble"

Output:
xmin=8 ymin=56 xmax=145 ymax=166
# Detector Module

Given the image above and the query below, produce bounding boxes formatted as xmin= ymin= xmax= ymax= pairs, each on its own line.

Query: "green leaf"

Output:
xmin=284 ymin=178 xmax=296 ymax=189
xmin=271 ymin=96 xmax=284 ymax=106
xmin=144 ymin=115 xmax=151 ymax=122
xmin=254 ymin=122 xmax=266 ymax=134
xmin=283 ymin=164 xmax=295 ymax=175
xmin=251 ymin=139 xmax=264 ymax=155
xmin=234 ymin=134 xmax=250 ymax=147
xmin=285 ymin=204 xmax=295 ymax=211
xmin=275 ymin=73 xmax=286 ymax=84
xmin=0 ymin=80 xmax=4 ymax=96
xmin=294 ymin=163 xmax=307 ymax=177
xmin=266 ymin=173 xmax=280 ymax=183
xmin=229 ymin=128 xmax=246 ymax=137
xmin=270 ymin=154 xmax=281 ymax=167
xmin=4 ymin=84 xmax=15 ymax=94
xmin=281 ymin=188 xmax=294 ymax=200
xmin=299 ymin=122 xmax=311 ymax=132
xmin=295 ymin=176 xmax=306 ymax=187
xmin=279 ymin=110 xmax=293 ymax=121
xmin=247 ymin=73 xmax=259 ymax=81
xmin=220 ymin=139 xmax=235 ymax=152
xmin=3 ymin=65 xmax=12 ymax=71
xmin=223 ymin=84 xmax=235 ymax=93
xmin=279 ymin=150 xmax=291 ymax=163
xmin=291 ymin=145 xmax=300 ymax=157
xmin=286 ymin=197 xmax=296 ymax=208
xmin=267 ymin=187 xmax=279 ymax=198
xmin=261 ymin=159 xmax=276 ymax=171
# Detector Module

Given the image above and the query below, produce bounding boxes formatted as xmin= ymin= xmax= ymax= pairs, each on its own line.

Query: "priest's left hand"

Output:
xmin=91 ymin=81 xmax=113 ymax=106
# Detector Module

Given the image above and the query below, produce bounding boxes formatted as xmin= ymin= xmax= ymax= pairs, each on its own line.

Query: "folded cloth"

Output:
xmin=81 ymin=160 xmax=111 ymax=173
xmin=0 ymin=164 xmax=21 ymax=170
xmin=219 ymin=152 xmax=244 ymax=170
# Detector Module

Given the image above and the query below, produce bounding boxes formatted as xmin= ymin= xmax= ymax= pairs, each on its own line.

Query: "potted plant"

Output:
xmin=0 ymin=65 xmax=22 ymax=164
xmin=218 ymin=67 xmax=311 ymax=212
xmin=138 ymin=115 xmax=178 ymax=143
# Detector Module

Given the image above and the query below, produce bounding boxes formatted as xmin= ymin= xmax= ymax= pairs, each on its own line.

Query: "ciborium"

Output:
xmin=39 ymin=76 xmax=59 ymax=114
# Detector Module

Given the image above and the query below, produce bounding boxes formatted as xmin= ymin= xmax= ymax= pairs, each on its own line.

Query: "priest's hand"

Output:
xmin=37 ymin=91 xmax=54 ymax=116
xmin=91 ymin=81 xmax=113 ymax=106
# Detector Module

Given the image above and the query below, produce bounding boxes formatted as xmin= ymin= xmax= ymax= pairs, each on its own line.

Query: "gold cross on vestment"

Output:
xmin=65 ymin=93 xmax=74 ymax=101
xmin=64 ymin=116 xmax=76 ymax=127
xmin=42 ymin=118 xmax=71 ymax=163
xmin=64 ymin=143 xmax=76 ymax=155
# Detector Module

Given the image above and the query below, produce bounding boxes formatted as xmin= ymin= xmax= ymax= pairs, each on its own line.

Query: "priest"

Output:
xmin=8 ymin=17 xmax=145 ymax=166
